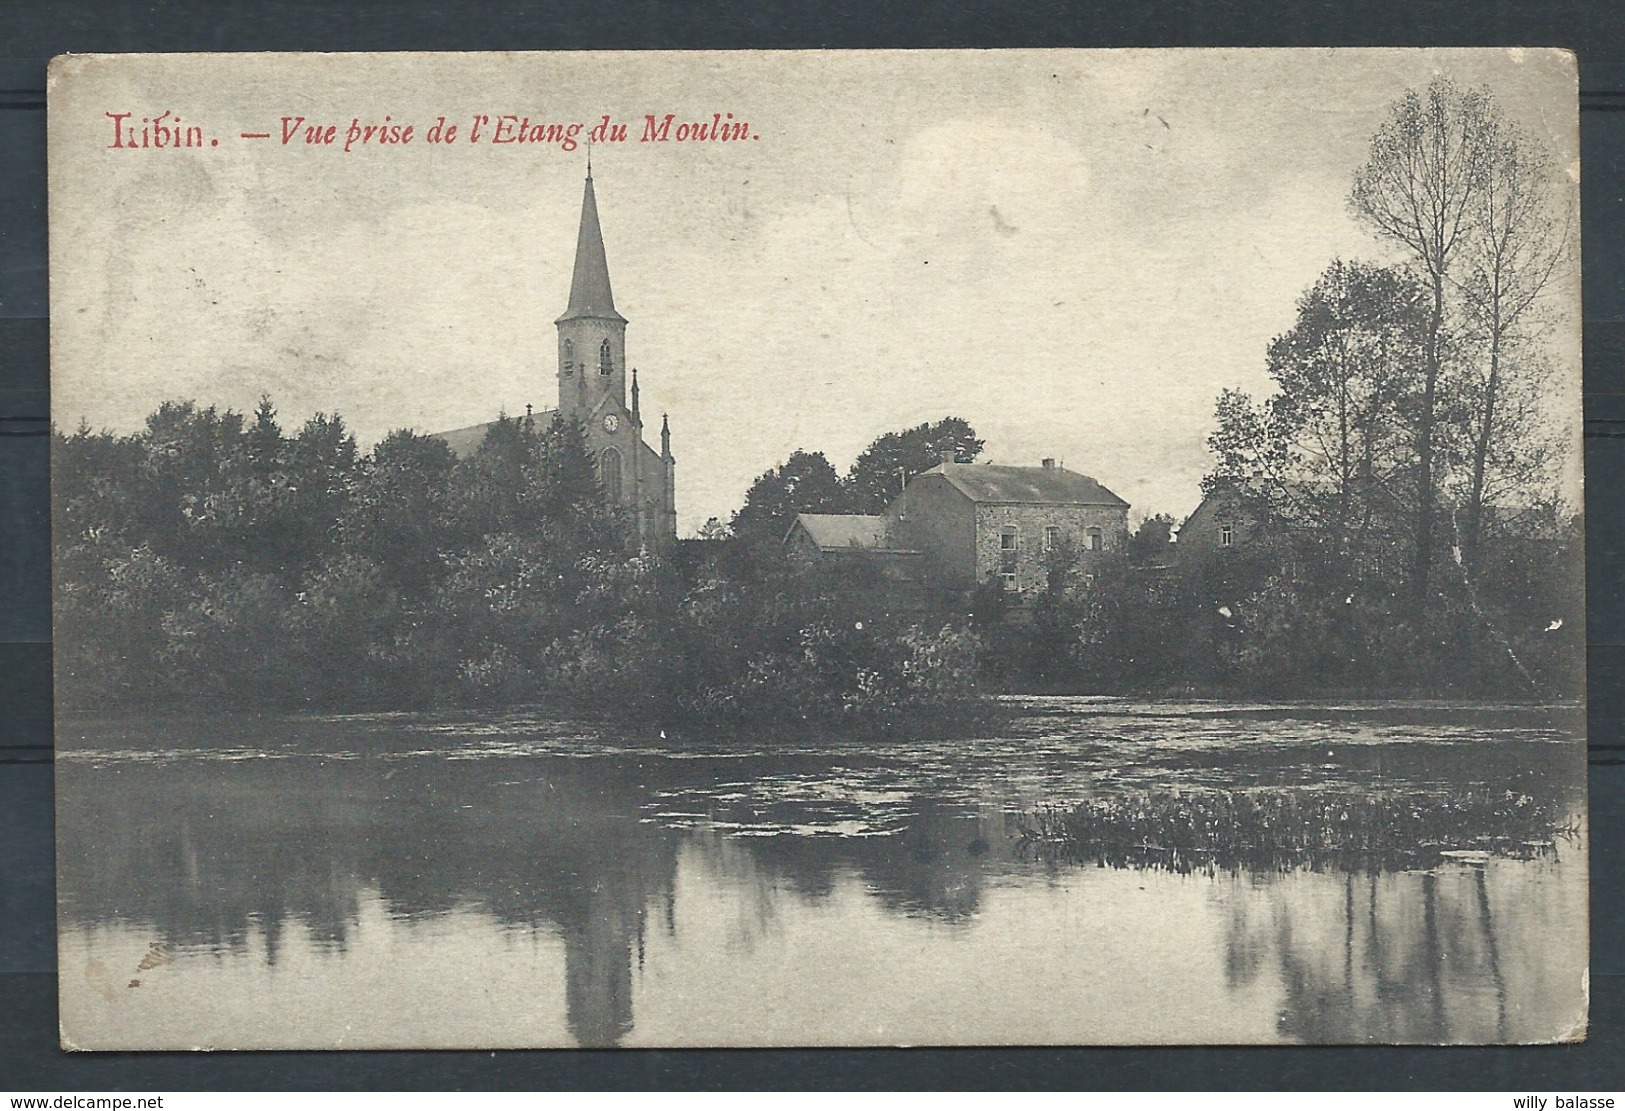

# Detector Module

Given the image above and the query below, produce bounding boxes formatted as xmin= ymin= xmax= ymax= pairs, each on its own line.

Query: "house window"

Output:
xmin=998 ymin=525 xmax=1018 ymax=584
xmin=1220 ymin=525 xmax=1234 ymax=548
xmin=562 ymin=339 xmax=574 ymax=376
xmin=1087 ymin=527 xmax=1103 ymax=551
xmin=599 ymin=338 xmax=613 ymax=376
xmin=1044 ymin=525 xmax=1061 ymax=550
xmin=600 ymin=446 xmax=623 ymax=501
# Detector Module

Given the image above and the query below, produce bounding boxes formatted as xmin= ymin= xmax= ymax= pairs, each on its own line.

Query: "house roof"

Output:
xmin=1181 ymin=477 xmax=1408 ymax=533
xmin=555 ymin=172 xmax=626 ymax=325
xmin=789 ymin=513 xmax=891 ymax=550
xmin=927 ymin=462 xmax=1129 ymax=508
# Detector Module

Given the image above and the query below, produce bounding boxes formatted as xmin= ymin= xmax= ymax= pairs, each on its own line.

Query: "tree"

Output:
xmin=731 ymin=449 xmax=848 ymax=543
xmin=1127 ymin=513 xmax=1176 ymax=565
xmin=1253 ymin=261 xmax=1427 ymax=567
xmin=135 ymin=400 xmax=252 ymax=568
xmin=247 ymin=395 xmax=283 ymax=475
xmin=1351 ymin=76 xmax=1575 ymax=596
xmin=1452 ymin=119 xmax=1571 ymax=569
xmin=341 ymin=429 xmax=458 ymax=595
xmin=1200 ymin=261 xmax=1440 ymax=684
xmin=278 ymin=412 xmax=359 ymax=570
xmin=844 ymin=417 xmax=984 ymax=513
xmin=1350 ymin=76 xmax=1496 ymax=606
xmin=536 ymin=414 xmax=618 ymax=546
xmin=1205 ymin=387 xmax=1286 ymax=500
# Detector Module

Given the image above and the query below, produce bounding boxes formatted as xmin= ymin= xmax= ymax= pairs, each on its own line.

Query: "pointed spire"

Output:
xmin=631 ymin=367 xmax=641 ymax=422
xmin=556 ymin=168 xmax=626 ymax=324
xmin=661 ymin=413 xmax=672 ymax=458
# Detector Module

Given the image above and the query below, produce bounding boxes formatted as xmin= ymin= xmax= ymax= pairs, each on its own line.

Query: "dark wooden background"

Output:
xmin=2 ymin=0 xmax=1621 ymax=1089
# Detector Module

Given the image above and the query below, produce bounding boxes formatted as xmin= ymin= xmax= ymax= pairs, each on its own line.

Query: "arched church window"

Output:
xmin=599 ymin=338 xmax=613 ymax=376
xmin=600 ymin=446 xmax=623 ymax=501
xmin=562 ymin=339 xmax=574 ymax=376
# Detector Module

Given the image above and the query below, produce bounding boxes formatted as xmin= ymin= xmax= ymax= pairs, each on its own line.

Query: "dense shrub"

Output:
xmin=53 ymin=401 xmax=989 ymax=731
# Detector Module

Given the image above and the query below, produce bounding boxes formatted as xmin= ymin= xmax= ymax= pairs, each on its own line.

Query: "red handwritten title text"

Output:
xmin=106 ymin=112 xmax=757 ymax=153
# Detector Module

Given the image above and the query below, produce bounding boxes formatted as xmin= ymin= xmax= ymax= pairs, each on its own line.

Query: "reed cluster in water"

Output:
xmin=1029 ymin=786 xmax=1566 ymax=874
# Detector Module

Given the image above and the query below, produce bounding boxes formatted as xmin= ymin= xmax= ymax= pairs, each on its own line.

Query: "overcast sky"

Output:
xmin=51 ymin=49 xmax=1580 ymax=532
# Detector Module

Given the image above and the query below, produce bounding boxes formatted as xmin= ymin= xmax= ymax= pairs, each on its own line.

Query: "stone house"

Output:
xmin=883 ymin=456 xmax=1131 ymax=593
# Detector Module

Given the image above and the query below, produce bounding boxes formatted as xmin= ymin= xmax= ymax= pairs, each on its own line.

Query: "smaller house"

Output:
xmin=1175 ymin=484 xmax=1255 ymax=556
xmin=784 ymin=513 xmax=924 ymax=579
xmin=1178 ymin=478 xmax=1411 ymax=572
xmin=784 ymin=513 xmax=894 ymax=564
xmin=783 ymin=513 xmax=926 ymax=607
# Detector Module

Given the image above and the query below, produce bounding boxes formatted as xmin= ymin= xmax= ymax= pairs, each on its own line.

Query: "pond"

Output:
xmin=55 ymin=699 xmax=1588 ymax=1048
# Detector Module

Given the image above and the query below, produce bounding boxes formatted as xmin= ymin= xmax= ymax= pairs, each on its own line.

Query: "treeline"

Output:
xmin=980 ymin=76 xmax=1583 ymax=700
xmin=56 ymin=77 xmax=1584 ymax=716
xmin=53 ymin=400 xmax=983 ymax=729
xmin=723 ymin=416 xmax=983 ymax=543
xmin=972 ymin=534 xmax=1582 ymax=700
xmin=714 ymin=78 xmax=1584 ymax=702
xmin=54 ymin=392 xmax=1579 ymax=719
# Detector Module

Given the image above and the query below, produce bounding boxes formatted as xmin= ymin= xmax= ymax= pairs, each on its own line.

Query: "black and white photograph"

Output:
xmin=48 ymin=48 xmax=1587 ymax=1049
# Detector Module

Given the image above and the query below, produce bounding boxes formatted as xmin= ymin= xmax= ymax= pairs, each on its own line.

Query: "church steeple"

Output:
xmin=556 ymin=169 xmax=626 ymax=326
xmin=557 ymin=168 xmax=629 ymax=422
xmin=545 ymin=168 xmax=675 ymax=545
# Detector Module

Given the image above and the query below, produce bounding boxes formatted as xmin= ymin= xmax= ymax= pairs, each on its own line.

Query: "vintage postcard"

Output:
xmin=50 ymin=49 xmax=1586 ymax=1049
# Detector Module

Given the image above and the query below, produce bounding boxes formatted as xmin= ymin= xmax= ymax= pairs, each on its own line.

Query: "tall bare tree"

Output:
xmin=1452 ymin=120 xmax=1570 ymax=569
xmin=1350 ymin=76 xmax=1495 ymax=607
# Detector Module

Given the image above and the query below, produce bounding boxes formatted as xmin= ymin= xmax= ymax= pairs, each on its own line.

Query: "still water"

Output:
xmin=56 ymin=700 xmax=1587 ymax=1048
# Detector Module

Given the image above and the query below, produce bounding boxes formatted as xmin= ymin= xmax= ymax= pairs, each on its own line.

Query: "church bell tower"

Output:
xmin=556 ymin=167 xmax=628 ymax=420
xmin=552 ymin=166 xmax=677 ymax=547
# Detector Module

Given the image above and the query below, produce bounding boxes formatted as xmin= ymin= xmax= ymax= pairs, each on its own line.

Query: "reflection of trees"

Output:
xmin=857 ymin=799 xmax=990 ymax=923
xmin=725 ymin=795 xmax=996 ymax=925
xmin=61 ymin=732 xmax=1578 ymax=1051
xmin=60 ymin=744 xmax=1016 ymax=1050
xmin=58 ymin=761 xmax=366 ymax=963
xmin=58 ymin=755 xmax=676 ymax=1048
xmin=1219 ymin=876 xmax=1275 ymax=990
xmin=1259 ymin=867 xmax=1513 ymax=1043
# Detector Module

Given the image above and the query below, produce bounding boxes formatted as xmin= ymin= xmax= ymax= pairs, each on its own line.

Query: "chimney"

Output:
xmin=939 ymin=450 xmax=955 ymax=466
xmin=1042 ymin=457 xmax=1056 ymax=470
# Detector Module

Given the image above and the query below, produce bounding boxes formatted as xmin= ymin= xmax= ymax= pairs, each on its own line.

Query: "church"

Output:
xmin=432 ymin=169 xmax=678 ymax=547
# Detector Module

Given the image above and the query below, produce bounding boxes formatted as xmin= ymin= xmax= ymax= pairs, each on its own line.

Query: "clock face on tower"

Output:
xmin=603 ymin=414 xmax=620 ymax=433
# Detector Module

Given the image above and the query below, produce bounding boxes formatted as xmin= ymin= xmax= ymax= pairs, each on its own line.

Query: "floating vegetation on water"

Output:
xmin=1025 ymin=786 xmax=1571 ymax=874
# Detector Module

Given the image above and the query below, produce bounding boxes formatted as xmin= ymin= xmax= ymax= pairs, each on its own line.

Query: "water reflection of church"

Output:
xmin=58 ymin=755 xmax=672 ymax=1047
xmin=58 ymin=751 xmax=1003 ymax=1047
xmin=58 ymin=733 xmax=1578 ymax=1047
